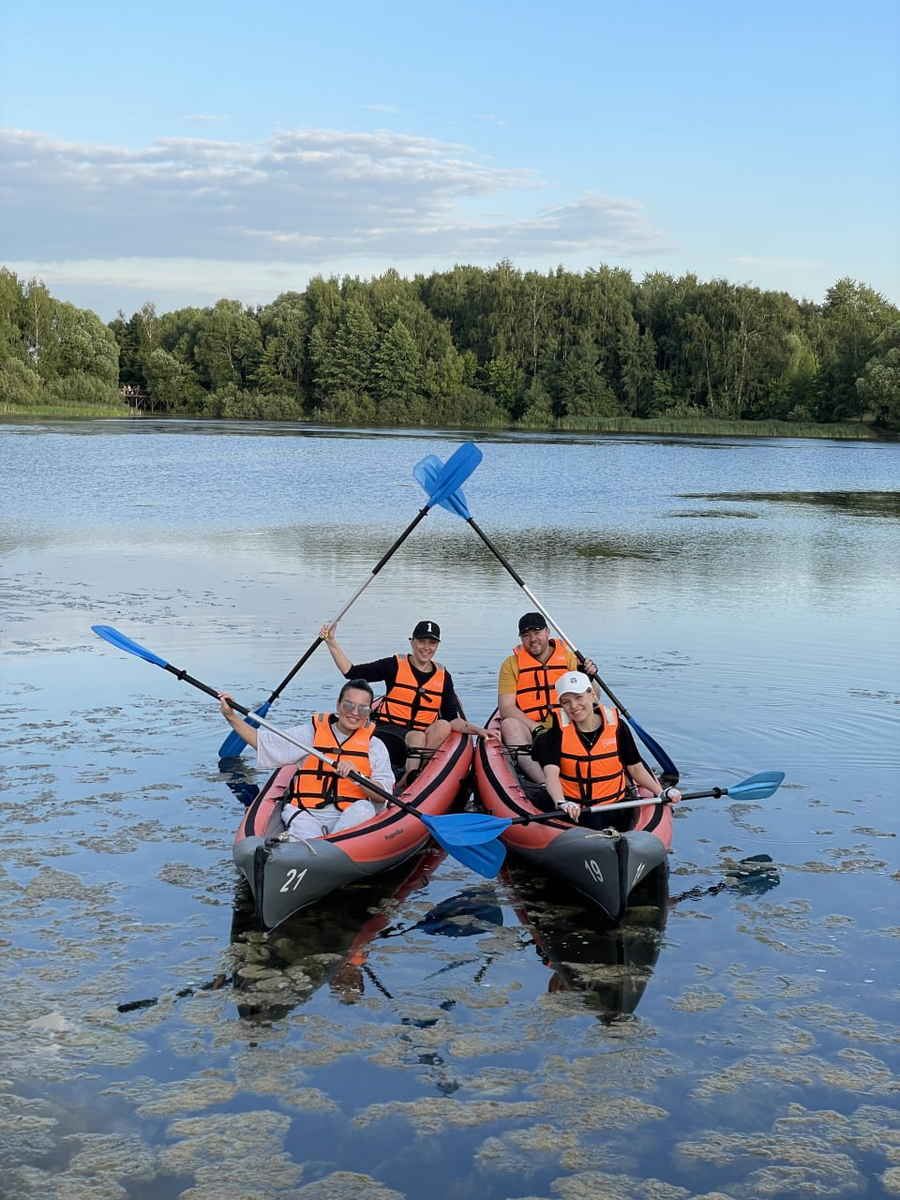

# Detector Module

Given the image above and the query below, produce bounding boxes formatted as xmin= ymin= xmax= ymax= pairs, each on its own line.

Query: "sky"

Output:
xmin=1 ymin=0 xmax=898 ymax=321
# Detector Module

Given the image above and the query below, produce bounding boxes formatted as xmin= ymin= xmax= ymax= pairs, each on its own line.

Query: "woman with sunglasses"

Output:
xmin=219 ymin=679 xmax=395 ymax=840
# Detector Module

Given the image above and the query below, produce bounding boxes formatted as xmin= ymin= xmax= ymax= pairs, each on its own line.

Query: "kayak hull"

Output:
xmin=234 ymin=730 xmax=473 ymax=930
xmin=474 ymin=711 xmax=673 ymax=923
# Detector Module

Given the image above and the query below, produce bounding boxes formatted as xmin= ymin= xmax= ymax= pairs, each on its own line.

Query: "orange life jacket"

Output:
xmin=287 ymin=713 xmax=374 ymax=811
xmin=558 ymin=706 xmax=626 ymax=806
xmin=514 ymin=638 xmax=569 ymax=722
xmin=378 ymin=656 xmax=445 ymax=731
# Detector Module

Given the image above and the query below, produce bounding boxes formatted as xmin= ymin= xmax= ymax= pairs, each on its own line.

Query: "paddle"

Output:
xmin=91 ymin=624 xmax=504 ymax=878
xmin=413 ymin=454 xmax=679 ymax=781
xmin=421 ymin=771 xmax=786 ymax=846
xmin=217 ymin=441 xmax=484 ymax=759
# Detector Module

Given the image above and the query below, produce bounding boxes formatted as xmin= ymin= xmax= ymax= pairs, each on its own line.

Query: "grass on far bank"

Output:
xmin=0 ymin=401 xmax=134 ymax=420
xmin=0 ymin=401 xmax=880 ymax=440
xmin=551 ymin=414 xmax=877 ymax=439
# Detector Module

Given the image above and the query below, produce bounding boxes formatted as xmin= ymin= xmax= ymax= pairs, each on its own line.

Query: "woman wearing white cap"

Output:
xmin=532 ymin=671 xmax=681 ymax=828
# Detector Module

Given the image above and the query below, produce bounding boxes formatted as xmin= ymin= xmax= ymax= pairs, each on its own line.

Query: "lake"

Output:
xmin=0 ymin=419 xmax=897 ymax=1199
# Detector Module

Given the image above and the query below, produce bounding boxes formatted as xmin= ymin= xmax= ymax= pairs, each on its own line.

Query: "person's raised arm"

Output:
xmin=219 ymin=693 xmax=259 ymax=751
xmin=320 ymin=622 xmax=353 ymax=676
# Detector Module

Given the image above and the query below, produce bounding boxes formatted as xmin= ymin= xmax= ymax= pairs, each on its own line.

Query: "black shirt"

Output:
xmin=345 ymin=655 xmax=461 ymax=721
xmin=533 ymin=710 xmax=640 ymax=769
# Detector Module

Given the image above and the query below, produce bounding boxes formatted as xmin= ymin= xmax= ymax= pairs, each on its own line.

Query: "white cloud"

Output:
xmin=1 ymin=126 xmax=667 ymax=266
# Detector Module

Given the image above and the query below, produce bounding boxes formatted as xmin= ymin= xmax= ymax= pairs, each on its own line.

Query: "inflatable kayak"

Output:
xmin=474 ymin=710 xmax=673 ymax=922
xmin=234 ymin=729 xmax=473 ymax=930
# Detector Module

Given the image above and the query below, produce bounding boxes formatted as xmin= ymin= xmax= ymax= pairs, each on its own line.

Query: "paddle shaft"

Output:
xmin=509 ymin=783 xmax=742 ymax=825
xmin=263 ymin=504 xmax=433 ymax=706
xmin=221 ymin=699 xmax=415 ymax=812
xmin=92 ymin=624 xmax=505 ymax=873
xmin=462 ymin=516 xmax=637 ymax=714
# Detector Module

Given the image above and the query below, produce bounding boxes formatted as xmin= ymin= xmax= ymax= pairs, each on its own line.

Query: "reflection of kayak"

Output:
xmin=231 ymin=846 xmax=446 ymax=1021
xmin=233 ymin=730 xmax=473 ymax=930
xmin=474 ymin=711 xmax=673 ymax=923
xmin=505 ymin=862 xmax=668 ymax=1021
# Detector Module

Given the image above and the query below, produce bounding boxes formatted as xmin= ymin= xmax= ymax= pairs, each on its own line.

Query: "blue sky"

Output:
xmin=2 ymin=0 xmax=898 ymax=320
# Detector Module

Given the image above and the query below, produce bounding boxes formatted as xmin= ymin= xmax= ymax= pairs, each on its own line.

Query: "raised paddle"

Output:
xmin=91 ymin=624 xmax=505 ymax=878
xmin=413 ymin=453 xmax=679 ymax=782
xmin=421 ymin=771 xmax=786 ymax=846
xmin=217 ymin=441 xmax=484 ymax=758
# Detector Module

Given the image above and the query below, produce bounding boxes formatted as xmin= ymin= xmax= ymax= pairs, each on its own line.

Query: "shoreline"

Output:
xmin=0 ymin=406 xmax=882 ymax=441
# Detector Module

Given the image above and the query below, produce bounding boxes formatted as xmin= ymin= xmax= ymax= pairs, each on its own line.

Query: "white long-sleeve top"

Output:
xmin=256 ymin=720 xmax=395 ymax=795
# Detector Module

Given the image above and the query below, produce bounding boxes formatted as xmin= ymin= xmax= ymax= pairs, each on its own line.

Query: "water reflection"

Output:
xmin=228 ymin=847 xmax=446 ymax=1023
xmin=503 ymin=864 xmax=669 ymax=1022
xmin=689 ymin=490 xmax=900 ymax=517
xmin=669 ymin=853 xmax=781 ymax=905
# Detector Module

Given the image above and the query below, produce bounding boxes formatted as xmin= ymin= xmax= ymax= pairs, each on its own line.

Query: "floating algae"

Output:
xmin=157 ymin=1110 xmax=302 ymax=1199
xmin=670 ymin=987 xmax=728 ymax=1013
xmin=351 ymin=1096 xmax=546 ymax=1134
xmin=674 ymin=1128 xmax=865 ymax=1196
xmin=290 ymin=1172 xmax=407 ymax=1199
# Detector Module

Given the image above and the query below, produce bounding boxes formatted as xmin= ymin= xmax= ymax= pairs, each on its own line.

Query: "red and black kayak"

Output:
xmin=234 ymin=730 xmax=473 ymax=930
xmin=474 ymin=710 xmax=673 ymax=923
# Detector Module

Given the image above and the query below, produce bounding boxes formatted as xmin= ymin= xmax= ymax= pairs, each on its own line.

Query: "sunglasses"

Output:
xmin=340 ymin=699 xmax=372 ymax=717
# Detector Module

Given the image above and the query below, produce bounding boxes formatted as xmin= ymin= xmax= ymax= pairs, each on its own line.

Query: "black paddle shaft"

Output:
xmin=214 ymin=674 xmax=428 ymax=814
xmin=265 ymin=503 xmax=434 ymax=705
xmin=463 ymin=516 xmax=634 ymax=718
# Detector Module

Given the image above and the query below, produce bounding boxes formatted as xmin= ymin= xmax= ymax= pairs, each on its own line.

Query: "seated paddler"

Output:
xmin=497 ymin=612 xmax=596 ymax=784
xmin=218 ymin=679 xmax=395 ymax=840
xmin=532 ymin=671 xmax=682 ymax=830
xmin=320 ymin=618 xmax=492 ymax=785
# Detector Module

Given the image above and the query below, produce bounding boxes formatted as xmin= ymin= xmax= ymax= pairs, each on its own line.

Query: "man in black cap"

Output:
xmin=320 ymin=618 xmax=491 ymax=785
xmin=497 ymin=612 xmax=596 ymax=783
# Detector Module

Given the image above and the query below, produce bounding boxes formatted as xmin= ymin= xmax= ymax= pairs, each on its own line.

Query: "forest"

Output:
xmin=1 ymin=262 xmax=898 ymax=432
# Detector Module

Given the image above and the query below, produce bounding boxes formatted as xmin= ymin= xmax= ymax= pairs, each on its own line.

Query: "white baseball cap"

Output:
xmin=555 ymin=671 xmax=593 ymax=700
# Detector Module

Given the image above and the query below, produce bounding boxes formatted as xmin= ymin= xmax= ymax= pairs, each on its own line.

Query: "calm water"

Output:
xmin=0 ymin=420 xmax=898 ymax=1199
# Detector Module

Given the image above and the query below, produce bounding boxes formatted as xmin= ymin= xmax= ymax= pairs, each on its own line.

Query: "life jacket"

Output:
xmin=558 ymin=706 xmax=626 ymax=807
xmin=286 ymin=713 xmax=374 ymax=811
xmin=378 ymin=656 xmax=445 ymax=731
xmin=514 ymin=638 xmax=570 ymax=723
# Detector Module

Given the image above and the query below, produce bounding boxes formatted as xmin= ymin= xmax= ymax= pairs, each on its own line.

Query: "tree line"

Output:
xmin=2 ymin=263 xmax=899 ymax=429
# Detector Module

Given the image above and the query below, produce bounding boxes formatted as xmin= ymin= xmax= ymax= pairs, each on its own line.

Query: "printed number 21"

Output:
xmin=280 ymin=868 xmax=308 ymax=893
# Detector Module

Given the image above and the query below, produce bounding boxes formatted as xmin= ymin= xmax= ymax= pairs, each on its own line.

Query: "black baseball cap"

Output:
xmin=411 ymin=620 xmax=441 ymax=641
xmin=518 ymin=612 xmax=548 ymax=635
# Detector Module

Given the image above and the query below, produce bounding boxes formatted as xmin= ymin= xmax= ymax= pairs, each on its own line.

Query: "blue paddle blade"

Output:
xmin=625 ymin=715 xmax=679 ymax=781
xmin=217 ymin=700 xmax=271 ymax=758
xmin=422 ymin=818 xmax=506 ymax=878
xmin=726 ymin=771 xmax=785 ymax=801
xmin=415 ymin=454 xmax=473 ymax=519
xmin=92 ymin=624 xmax=169 ymax=668
xmin=427 ymin=442 xmax=481 ymax=508
xmin=425 ymin=811 xmax=512 ymax=846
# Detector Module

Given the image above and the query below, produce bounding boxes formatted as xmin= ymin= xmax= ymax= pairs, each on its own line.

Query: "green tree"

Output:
xmin=815 ymin=279 xmax=898 ymax=421
xmin=194 ymin=299 xmax=263 ymax=391
xmin=144 ymin=348 xmax=205 ymax=411
xmin=257 ymin=291 xmax=310 ymax=403
xmin=310 ymin=299 xmax=377 ymax=399
xmin=550 ymin=337 xmax=619 ymax=418
xmin=856 ymin=324 xmax=900 ymax=430
xmin=0 ymin=269 xmax=27 ymax=364
xmin=23 ymin=279 xmax=55 ymax=376
xmin=0 ymin=358 xmax=42 ymax=404
xmin=374 ymin=319 xmax=422 ymax=405
xmin=43 ymin=302 xmax=119 ymax=386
